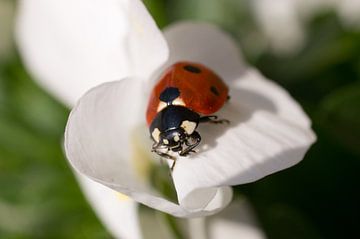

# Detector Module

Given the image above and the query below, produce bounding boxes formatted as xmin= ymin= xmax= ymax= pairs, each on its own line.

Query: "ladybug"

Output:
xmin=146 ymin=62 xmax=230 ymax=170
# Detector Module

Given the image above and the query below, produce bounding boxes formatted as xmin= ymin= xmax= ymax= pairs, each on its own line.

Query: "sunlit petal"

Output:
xmin=65 ymin=78 xmax=231 ymax=217
xmin=16 ymin=0 xmax=168 ymax=106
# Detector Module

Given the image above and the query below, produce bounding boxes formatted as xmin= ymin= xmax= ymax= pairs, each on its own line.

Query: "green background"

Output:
xmin=0 ymin=0 xmax=359 ymax=238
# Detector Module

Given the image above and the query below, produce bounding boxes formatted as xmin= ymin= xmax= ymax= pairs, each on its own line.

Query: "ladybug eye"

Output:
xmin=183 ymin=65 xmax=201 ymax=74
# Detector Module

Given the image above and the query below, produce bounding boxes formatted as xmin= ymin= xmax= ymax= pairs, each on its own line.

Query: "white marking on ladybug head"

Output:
xmin=172 ymin=97 xmax=185 ymax=107
xmin=173 ymin=134 xmax=180 ymax=142
xmin=156 ymin=101 xmax=167 ymax=112
xmin=157 ymin=97 xmax=186 ymax=112
xmin=180 ymin=120 xmax=197 ymax=135
xmin=152 ymin=128 xmax=161 ymax=142
xmin=163 ymin=139 xmax=169 ymax=145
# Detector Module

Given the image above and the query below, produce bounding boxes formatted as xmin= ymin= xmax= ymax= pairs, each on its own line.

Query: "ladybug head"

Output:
xmin=150 ymin=106 xmax=201 ymax=157
xmin=158 ymin=128 xmax=187 ymax=152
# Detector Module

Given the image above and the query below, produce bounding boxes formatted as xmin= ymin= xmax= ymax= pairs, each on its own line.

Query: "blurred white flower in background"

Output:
xmin=16 ymin=0 xmax=316 ymax=238
xmin=252 ymin=0 xmax=360 ymax=55
xmin=0 ymin=0 xmax=15 ymax=59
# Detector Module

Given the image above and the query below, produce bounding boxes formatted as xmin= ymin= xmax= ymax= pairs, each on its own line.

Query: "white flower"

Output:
xmin=16 ymin=0 xmax=316 ymax=224
xmin=16 ymin=0 xmax=268 ymax=237
xmin=252 ymin=0 xmax=360 ymax=55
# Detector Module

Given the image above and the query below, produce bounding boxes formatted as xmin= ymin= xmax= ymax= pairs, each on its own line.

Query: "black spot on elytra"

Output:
xmin=184 ymin=65 xmax=201 ymax=73
xmin=210 ymin=86 xmax=220 ymax=96
xmin=159 ymin=87 xmax=180 ymax=103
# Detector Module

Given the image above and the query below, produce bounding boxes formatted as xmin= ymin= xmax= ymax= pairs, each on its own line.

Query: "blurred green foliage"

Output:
xmin=0 ymin=57 xmax=111 ymax=238
xmin=0 ymin=0 xmax=359 ymax=238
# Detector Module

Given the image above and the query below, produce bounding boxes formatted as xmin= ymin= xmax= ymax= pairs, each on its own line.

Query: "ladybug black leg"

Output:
xmin=170 ymin=157 xmax=177 ymax=171
xmin=152 ymin=143 xmax=177 ymax=171
xmin=199 ymin=115 xmax=230 ymax=124
xmin=152 ymin=143 xmax=174 ymax=159
xmin=152 ymin=147 xmax=174 ymax=159
xmin=180 ymin=131 xmax=201 ymax=157
xmin=151 ymin=141 xmax=166 ymax=150
xmin=153 ymin=150 xmax=175 ymax=160
xmin=153 ymin=149 xmax=178 ymax=171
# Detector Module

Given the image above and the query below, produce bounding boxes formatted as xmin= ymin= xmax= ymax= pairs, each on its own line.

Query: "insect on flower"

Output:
xmin=146 ymin=62 xmax=230 ymax=170
xmin=17 ymin=0 xmax=316 ymax=222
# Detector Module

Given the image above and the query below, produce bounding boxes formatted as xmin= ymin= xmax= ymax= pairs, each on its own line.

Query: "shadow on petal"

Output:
xmin=170 ymin=66 xmax=315 ymax=212
xmin=197 ymin=86 xmax=277 ymax=154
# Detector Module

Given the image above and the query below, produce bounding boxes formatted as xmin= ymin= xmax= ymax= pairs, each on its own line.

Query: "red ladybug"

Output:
xmin=146 ymin=62 xmax=229 ymax=170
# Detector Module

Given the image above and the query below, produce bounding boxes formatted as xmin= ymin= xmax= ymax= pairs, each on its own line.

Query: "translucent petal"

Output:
xmin=65 ymin=78 xmax=232 ymax=217
xmin=77 ymin=174 xmax=142 ymax=239
xmin=16 ymin=0 xmax=168 ymax=106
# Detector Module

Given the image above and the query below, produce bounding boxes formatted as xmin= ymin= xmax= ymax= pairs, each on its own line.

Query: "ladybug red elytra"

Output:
xmin=146 ymin=62 xmax=230 ymax=170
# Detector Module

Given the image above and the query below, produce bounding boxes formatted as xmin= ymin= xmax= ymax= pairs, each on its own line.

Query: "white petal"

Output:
xmin=159 ymin=22 xmax=314 ymax=213
xmin=16 ymin=0 xmax=168 ymax=106
xmin=65 ymin=78 xmax=231 ymax=217
xmin=126 ymin=0 xmax=169 ymax=81
xmin=189 ymin=199 xmax=266 ymax=239
xmin=171 ymin=69 xmax=316 ymax=201
xmin=163 ymin=22 xmax=311 ymax=129
xmin=77 ymin=174 xmax=142 ymax=239
xmin=161 ymin=22 xmax=245 ymax=83
xmin=235 ymin=69 xmax=312 ymax=129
